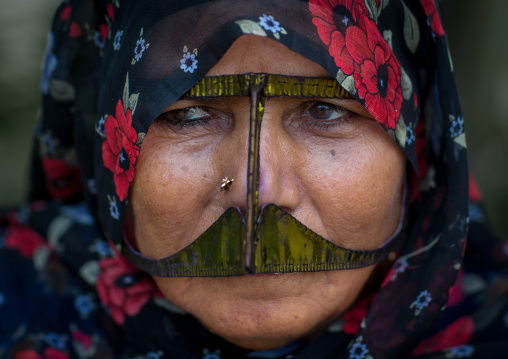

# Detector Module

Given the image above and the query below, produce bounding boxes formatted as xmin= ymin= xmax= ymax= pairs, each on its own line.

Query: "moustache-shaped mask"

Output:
xmin=123 ymin=73 xmax=406 ymax=277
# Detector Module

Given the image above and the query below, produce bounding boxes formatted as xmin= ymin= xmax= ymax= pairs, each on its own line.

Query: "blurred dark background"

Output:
xmin=442 ymin=0 xmax=508 ymax=237
xmin=1 ymin=0 xmax=507 ymax=237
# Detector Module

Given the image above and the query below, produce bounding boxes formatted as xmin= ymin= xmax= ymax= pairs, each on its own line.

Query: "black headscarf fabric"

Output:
xmin=1 ymin=0 xmax=508 ymax=358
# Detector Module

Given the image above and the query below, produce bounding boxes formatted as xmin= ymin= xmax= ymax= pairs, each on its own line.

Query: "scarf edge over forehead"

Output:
xmin=29 ymin=0 xmax=468 ymax=357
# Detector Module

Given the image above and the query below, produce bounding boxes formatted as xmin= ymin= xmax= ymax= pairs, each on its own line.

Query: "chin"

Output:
xmin=153 ymin=268 xmax=374 ymax=350
xmin=192 ymin=285 xmax=331 ymax=351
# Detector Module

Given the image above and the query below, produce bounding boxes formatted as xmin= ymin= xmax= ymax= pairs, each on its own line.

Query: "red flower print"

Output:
xmin=310 ymin=0 xmax=402 ymax=129
xmin=468 ymin=175 xmax=483 ymax=203
xmin=96 ymin=256 xmax=154 ymax=324
xmin=42 ymin=348 xmax=69 ymax=359
xmin=420 ymin=0 xmax=445 ymax=36
xmin=349 ymin=19 xmax=402 ymax=129
xmin=42 ymin=157 xmax=82 ymax=199
xmin=98 ymin=24 xmax=109 ymax=42
xmin=107 ymin=4 xmax=115 ymax=22
xmin=14 ymin=349 xmax=68 ymax=359
xmin=5 ymin=222 xmax=47 ymax=258
xmin=447 ymin=269 xmax=465 ymax=307
xmin=340 ymin=295 xmax=373 ymax=335
xmin=60 ymin=6 xmax=72 ymax=21
xmin=411 ymin=316 xmax=474 ymax=354
xmin=72 ymin=329 xmax=93 ymax=350
xmin=309 ymin=0 xmax=369 ymax=75
xmin=101 ymin=100 xmax=140 ymax=201
xmin=68 ymin=22 xmax=82 ymax=37
xmin=14 ymin=350 xmax=43 ymax=359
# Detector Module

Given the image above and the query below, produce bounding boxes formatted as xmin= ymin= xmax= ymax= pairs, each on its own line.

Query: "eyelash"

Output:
xmin=159 ymin=106 xmax=216 ymax=128
xmin=171 ymin=117 xmax=210 ymax=128
xmin=160 ymin=101 xmax=352 ymax=130
xmin=299 ymin=101 xmax=351 ymax=129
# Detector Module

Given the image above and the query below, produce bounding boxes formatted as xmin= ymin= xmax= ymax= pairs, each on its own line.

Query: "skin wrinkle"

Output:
xmin=128 ymin=35 xmax=406 ymax=350
xmin=302 ymin=130 xmax=392 ymax=247
xmin=132 ymin=135 xmax=223 ymax=255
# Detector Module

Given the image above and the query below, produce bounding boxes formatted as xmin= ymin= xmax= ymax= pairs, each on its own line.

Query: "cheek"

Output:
xmin=298 ymin=130 xmax=405 ymax=249
xmin=129 ymin=136 xmax=220 ymax=258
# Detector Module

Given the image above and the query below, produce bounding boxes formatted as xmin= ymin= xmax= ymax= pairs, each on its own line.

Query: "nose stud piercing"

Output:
xmin=220 ymin=177 xmax=234 ymax=191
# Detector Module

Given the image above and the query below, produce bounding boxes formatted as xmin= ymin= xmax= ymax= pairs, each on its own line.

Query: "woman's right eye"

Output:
xmin=163 ymin=106 xmax=212 ymax=126
xmin=157 ymin=105 xmax=233 ymax=135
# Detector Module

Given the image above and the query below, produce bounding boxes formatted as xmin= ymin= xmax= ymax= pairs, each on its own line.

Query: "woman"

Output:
xmin=1 ymin=0 xmax=507 ymax=358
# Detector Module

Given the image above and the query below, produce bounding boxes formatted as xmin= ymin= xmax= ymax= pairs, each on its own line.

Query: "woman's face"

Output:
xmin=128 ymin=35 xmax=406 ymax=350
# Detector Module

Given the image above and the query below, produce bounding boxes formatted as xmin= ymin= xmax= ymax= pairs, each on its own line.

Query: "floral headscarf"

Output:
xmin=1 ymin=0 xmax=508 ymax=358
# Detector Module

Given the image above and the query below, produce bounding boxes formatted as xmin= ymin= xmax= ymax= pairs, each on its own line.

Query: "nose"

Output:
xmin=219 ymin=101 xmax=300 ymax=217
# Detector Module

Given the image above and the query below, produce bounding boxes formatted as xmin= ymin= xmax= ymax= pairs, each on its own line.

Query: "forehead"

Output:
xmin=206 ymin=35 xmax=332 ymax=78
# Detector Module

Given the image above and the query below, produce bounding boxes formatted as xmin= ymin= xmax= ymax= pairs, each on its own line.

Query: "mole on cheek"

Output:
xmin=330 ymin=150 xmax=336 ymax=157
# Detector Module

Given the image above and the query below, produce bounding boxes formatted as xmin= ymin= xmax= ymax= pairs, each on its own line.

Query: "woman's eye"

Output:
xmin=306 ymin=102 xmax=348 ymax=121
xmin=159 ymin=106 xmax=222 ymax=129
xmin=157 ymin=105 xmax=232 ymax=134
xmin=172 ymin=106 xmax=210 ymax=122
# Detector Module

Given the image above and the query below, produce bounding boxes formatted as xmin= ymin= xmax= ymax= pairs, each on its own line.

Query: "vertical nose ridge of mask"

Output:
xmin=244 ymin=81 xmax=266 ymax=272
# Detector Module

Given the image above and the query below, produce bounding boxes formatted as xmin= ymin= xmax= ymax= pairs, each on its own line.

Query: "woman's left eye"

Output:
xmin=304 ymin=102 xmax=349 ymax=122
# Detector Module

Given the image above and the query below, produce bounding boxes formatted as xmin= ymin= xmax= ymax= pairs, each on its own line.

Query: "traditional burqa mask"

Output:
xmin=122 ymin=73 xmax=407 ymax=277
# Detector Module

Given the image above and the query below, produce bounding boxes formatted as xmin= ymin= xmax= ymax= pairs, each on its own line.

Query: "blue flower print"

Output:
xmin=41 ymin=32 xmax=58 ymax=94
xmin=96 ymin=115 xmax=106 ymax=137
xmin=134 ymin=38 xmax=146 ymax=62
xmin=74 ymin=294 xmax=96 ymax=318
xmin=93 ymin=31 xmax=106 ymax=49
xmin=349 ymin=342 xmax=369 ymax=359
xmin=259 ymin=14 xmax=281 ymax=34
xmin=391 ymin=257 xmax=409 ymax=281
xmin=427 ymin=20 xmax=436 ymax=38
xmin=109 ymin=196 xmax=120 ymax=220
xmin=60 ymin=203 xmax=95 ymax=225
xmin=89 ymin=239 xmax=113 ymax=258
xmin=113 ymin=30 xmax=123 ymax=50
xmin=468 ymin=203 xmax=484 ymax=222
xmin=88 ymin=178 xmax=97 ymax=194
xmin=132 ymin=28 xmax=150 ymax=65
xmin=449 ymin=116 xmax=464 ymax=138
xmin=446 ymin=345 xmax=474 ymax=358
xmin=410 ymin=290 xmax=432 ymax=315
xmin=406 ymin=125 xmax=415 ymax=145
xmin=42 ymin=132 xmax=58 ymax=154
xmin=146 ymin=351 xmax=164 ymax=359
xmin=202 ymin=348 xmax=221 ymax=359
xmin=180 ymin=52 xmax=198 ymax=73
xmin=45 ymin=332 xmax=68 ymax=350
